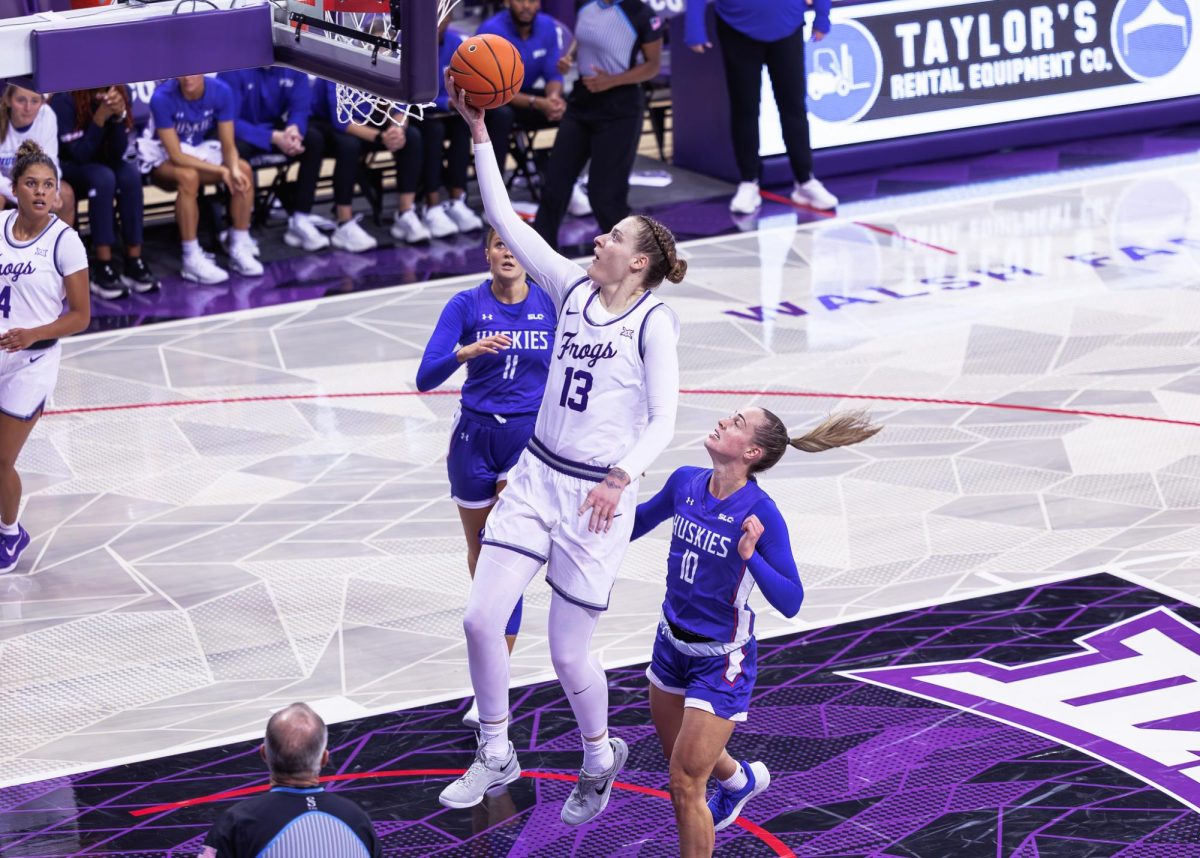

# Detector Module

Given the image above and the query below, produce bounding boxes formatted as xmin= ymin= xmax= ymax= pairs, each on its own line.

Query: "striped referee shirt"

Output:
xmin=200 ymin=786 xmax=380 ymax=858
xmin=575 ymin=0 xmax=663 ymax=84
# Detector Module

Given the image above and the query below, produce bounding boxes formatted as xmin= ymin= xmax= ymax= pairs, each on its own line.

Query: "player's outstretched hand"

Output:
xmin=457 ymin=333 xmax=512 ymax=362
xmin=738 ymin=514 xmax=763 ymax=560
xmin=445 ymin=68 xmax=485 ymax=128
xmin=579 ymin=468 xmax=630 ymax=533
xmin=0 ymin=328 xmax=37 ymax=352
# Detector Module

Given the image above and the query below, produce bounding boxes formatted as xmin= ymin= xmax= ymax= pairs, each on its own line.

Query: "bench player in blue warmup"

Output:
xmin=633 ymin=408 xmax=880 ymax=855
xmin=417 ymin=227 xmax=556 ymax=726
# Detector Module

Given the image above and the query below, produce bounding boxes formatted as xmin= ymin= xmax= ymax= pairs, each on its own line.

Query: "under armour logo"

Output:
xmin=482 ymin=313 xmax=493 ymax=321
xmin=620 ymin=327 xmax=634 ymax=339
xmin=844 ymin=607 xmax=1200 ymax=813
xmin=460 ymin=432 xmax=469 ymax=442
xmin=685 ymin=497 xmax=694 ymax=505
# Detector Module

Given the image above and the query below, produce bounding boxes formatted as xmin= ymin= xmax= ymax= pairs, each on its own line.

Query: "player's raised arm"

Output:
xmin=444 ymin=69 xmax=585 ymax=309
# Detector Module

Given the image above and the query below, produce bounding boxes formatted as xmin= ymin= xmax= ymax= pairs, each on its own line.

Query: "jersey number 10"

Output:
xmin=680 ymin=550 xmax=699 ymax=584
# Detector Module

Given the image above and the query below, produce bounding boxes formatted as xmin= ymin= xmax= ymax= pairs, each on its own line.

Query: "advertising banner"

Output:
xmin=754 ymin=0 xmax=1197 ymax=153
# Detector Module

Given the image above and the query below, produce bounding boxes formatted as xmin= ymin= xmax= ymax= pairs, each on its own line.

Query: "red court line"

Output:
xmin=758 ymin=188 xmax=959 ymax=255
xmin=43 ymin=388 xmax=1200 ymax=430
xmin=130 ymin=768 xmax=795 ymax=856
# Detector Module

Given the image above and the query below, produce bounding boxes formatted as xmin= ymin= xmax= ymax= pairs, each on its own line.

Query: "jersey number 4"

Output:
xmin=0 ymin=286 xmax=10 ymax=319
xmin=558 ymin=367 xmax=592 ymax=412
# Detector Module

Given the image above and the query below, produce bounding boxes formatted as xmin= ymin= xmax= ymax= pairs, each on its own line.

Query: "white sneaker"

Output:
xmin=445 ymin=198 xmax=484 ymax=232
xmin=730 ymin=181 xmax=761 ymax=214
xmin=423 ymin=202 xmax=459 ymax=239
xmin=228 ymin=241 xmax=264 ymax=277
xmin=331 ymin=215 xmax=378 ymax=253
xmin=560 ymin=737 xmax=628 ymax=825
xmin=567 ymin=181 xmax=592 ymax=217
xmin=307 ymin=213 xmax=338 ymax=232
xmin=792 ymin=177 xmax=838 ymax=210
xmin=438 ymin=740 xmax=521 ymax=809
xmin=181 ymin=252 xmax=229 ymax=284
xmin=391 ymin=209 xmax=431 ymax=243
xmin=284 ymin=215 xmax=331 ymax=252
xmin=462 ymin=699 xmax=480 ymax=731
xmin=220 ymin=229 xmax=261 ymax=258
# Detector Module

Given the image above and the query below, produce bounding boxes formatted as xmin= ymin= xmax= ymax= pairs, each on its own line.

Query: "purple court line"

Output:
xmin=1064 ymin=675 xmax=1195 ymax=707
xmin=3 ymin=745 xmax=265 ymax=853
xmin=41 ymin=388 xmax=1200 ymax=429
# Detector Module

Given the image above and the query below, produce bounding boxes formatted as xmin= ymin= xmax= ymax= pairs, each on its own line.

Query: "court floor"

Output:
xmin=3 ymin=152 xmax=1200 ymax=801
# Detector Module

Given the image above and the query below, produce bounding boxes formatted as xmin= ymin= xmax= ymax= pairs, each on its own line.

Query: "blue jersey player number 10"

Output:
xmin=634 ymin=407 xmax=881 ymax=852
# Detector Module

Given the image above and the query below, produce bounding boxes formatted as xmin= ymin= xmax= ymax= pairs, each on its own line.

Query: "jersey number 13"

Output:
xmin=558 ymin=367 xmax=593 ymax=412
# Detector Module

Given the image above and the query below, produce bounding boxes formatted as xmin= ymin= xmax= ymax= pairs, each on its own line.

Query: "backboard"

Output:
xmin=0 ymin=0 xmax=440 ymax=106
xmin=271 ymin=0 xmax=441 ymax=105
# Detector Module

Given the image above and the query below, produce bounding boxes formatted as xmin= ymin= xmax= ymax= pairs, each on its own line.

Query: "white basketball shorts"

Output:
xmin=481 ymin=445 xmax=638 ymax=611
xmin=0 ymin=344 xmax=60 ymax=421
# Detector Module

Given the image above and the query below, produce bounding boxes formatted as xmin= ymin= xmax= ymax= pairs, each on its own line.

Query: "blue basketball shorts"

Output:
xmin=447 ymin=408 xmax=537 ymax=508
xmin=646 ymin=624 xmax=757 ymax=722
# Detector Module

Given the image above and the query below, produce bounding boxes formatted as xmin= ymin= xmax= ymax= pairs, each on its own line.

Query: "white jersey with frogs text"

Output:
xmin=535 ymin=279 xmax=677 ymax=470
xmin=0 ymin=211 xmax=88 ymax=329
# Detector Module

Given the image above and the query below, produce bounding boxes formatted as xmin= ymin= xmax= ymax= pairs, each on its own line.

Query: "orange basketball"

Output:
xmin=450 ymin=33 xmax=525 ymax=110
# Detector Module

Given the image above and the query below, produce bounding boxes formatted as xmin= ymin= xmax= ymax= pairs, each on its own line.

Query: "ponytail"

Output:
xmin=751 ymin=408 xmax=881 ymax=474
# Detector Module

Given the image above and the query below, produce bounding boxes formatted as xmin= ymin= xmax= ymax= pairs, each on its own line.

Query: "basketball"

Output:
xmin=449 ymin=33 xmax=525 ymax=110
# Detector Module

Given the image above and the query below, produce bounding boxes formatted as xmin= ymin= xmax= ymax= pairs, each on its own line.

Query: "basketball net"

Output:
xmin=321 ymin=0 xmax=461 ymax=128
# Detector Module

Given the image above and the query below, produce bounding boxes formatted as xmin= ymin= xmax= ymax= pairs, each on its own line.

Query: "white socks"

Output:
xmin=582 ymin=733 xmax=614 ymax=775
xmin=0 ymin=521 xmax=17 ymax=536
xmin=479 ymin=716 xmax=510 ymax=761
xmin=719 ymin=763 xmax=748 ymax=792
xmin=182 ymin=239 xmax=202 ymax=259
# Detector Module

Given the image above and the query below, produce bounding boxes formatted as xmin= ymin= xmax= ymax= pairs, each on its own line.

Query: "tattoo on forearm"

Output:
xmin=604 ymin=468 xmax=630 ymax=490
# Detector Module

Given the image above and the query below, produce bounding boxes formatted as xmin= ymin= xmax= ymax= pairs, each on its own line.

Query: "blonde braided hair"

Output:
xmin=635 ymin=215 xmax=687 ymax=287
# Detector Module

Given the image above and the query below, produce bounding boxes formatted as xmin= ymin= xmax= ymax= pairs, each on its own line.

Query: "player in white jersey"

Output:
xmin=0 ymin=141 xmax=91 ymax=573
xmin=439 ymin=71 xmax=686 ymax=824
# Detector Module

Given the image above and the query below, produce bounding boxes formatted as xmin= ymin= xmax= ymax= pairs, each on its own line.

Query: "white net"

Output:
xmin=328 ymin=0 xmax=461 ymax=127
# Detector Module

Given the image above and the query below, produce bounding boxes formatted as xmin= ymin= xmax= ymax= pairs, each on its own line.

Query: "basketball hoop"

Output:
xmin=275 ymin=0 xmax=459 ymax=127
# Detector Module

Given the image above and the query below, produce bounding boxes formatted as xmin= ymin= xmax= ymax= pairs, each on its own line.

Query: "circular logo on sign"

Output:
xmin=805 ymin=19 xmax=882 ymax=124
xmin=1111 ymin=0 xmax=1192 ymax=81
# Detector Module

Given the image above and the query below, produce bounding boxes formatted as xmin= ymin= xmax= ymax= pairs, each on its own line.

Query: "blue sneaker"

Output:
xmin=0 ymin=525 xmax=29 ymax=573
xmin=708 ymin=760 xmax=770 ymax=832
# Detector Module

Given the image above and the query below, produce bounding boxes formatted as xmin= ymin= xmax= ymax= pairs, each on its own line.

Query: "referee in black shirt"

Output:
xmin=200 ymin=703 xmax=380 ymax=858
xmin=533 ymin=0 xmax=664 ymax=250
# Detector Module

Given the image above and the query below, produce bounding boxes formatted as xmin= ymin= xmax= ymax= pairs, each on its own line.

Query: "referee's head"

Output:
xmin=260 ymin=703 xmax=330 ymax=786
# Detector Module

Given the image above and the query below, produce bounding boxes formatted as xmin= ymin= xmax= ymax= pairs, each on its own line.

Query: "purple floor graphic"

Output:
xmin=2 ymin=573 xmax=1198 ymax=857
